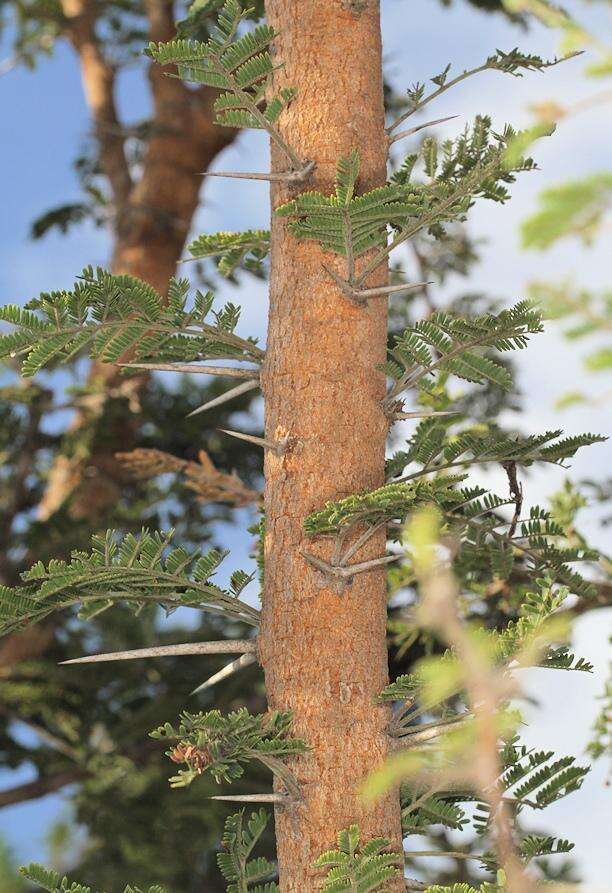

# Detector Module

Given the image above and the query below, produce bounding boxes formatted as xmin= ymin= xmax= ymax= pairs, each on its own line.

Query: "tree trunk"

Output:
xmin=259 ymin=2 xmax=403 ymax=889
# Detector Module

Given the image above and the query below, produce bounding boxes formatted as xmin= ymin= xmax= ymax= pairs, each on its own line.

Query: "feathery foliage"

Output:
xmin=0 ymin=268 xmax=262 ymax=376
xmin=521 ymin=173 xmax=612 ymax=249
xmin=146 ymin=0 xmax=300 ymax=166
xmin=390 ymin=48 xmax=573 ymax=131
xmin=276 ymin=149 xmax=424 ymax=274
xmin=383 ymin=300 xmax=543 ymax=397
xmin=0 ymin=528 xmax=260 ymax=635
xmin=313 ymin=825 xmax=402 ymax=893
xmin=387 ymin=420 xmax=605 ymax=478
xmin=304 ymin=477 xmax=470 ymax=535
xmin=217 ymin=809 xmax=279 ymax=893
xmin=187 ymin=229 xmax=271 ymax=278
xmin=19 ymin=863 xmax=166 ymax=893
xmin=150 ymin=708 xmax=306 ymax=790
xmin=277 ymin=120 xmax=539 ymax=287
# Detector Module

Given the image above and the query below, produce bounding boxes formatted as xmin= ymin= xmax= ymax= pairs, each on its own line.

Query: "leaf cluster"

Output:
xmin=217 ymin=809 xmax=279 ymax=893
xmin=146 ymin=0 xmax=296 ymax=140
xmin=19 ymin=862 xmax=165 ymax=893
xmin=0 ymin=528 xmax=260 ymax=636
xmin=383 ymin=300 xmax=543 ymax=396
xmin=313 ymin=825 xmax=402 ymax=893
xmin=150 ymin=707 xmax=306 ymax=787
xmin=187 ymin=229 xmax=271 ymax=279
xmin=0 ymin=268 xmax=262 ymax=377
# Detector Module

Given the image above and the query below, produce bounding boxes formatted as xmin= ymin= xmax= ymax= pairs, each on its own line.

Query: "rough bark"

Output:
xmin=258 ymin=2 xmax=403 ymax=889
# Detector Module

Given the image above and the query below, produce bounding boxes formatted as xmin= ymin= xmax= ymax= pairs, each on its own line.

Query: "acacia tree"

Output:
xmin=0 ymin=3 xmax=539 ymax=881
xmin=0 ymin=1 xmax=608 ymax=892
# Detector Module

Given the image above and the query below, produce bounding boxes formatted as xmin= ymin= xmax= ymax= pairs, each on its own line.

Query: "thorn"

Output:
xmin=187 ymin=379 xmax=259 ymax=418
xmin=218 ymin=428 xmax=290 ymax=456
xmin=323 ymin=266 xmax=431 ymax=304
xmin=389 ymin=410 xmax=460 ymax=421
xmin=60 ymin=640 xmax=258 ymax=665
xmin=301 ymin=551 xmax=401 ymax=579
xmin=388 ymin=114 xmax=460 ymax=144
xmin=323 ymin=264 xmax=366 ymax=306
xmin=202 ymin=159 xmax=315 ymax=184
xmin=209 ymin=793 xmax=291 ymax=804
xmin=118 ymin=362 xmax=259 ymax=380
xmin=191 ymin=652 xmax=257 ymax=695
xmin=357 ymin=281 xmax=432 ymax=299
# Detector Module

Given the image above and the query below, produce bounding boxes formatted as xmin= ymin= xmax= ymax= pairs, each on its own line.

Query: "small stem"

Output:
xmin=387 ymin=65 xmax=490 ymax=134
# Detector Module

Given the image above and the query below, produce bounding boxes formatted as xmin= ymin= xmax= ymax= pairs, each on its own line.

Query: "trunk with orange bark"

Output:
xmin=258 ymin=2 xmax=403 ymax=889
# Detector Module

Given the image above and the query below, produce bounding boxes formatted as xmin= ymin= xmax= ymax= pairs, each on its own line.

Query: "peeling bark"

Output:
xmin=258 ymin=2 xmax=403 ymax=889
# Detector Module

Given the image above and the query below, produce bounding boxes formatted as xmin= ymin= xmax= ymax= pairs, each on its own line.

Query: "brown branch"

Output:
xmin=503 ymin=461 xmax=523 ymax=540
xmin=60 ymin=0 xmax=132 ymax=210
xmin=0 ymin=768 xmax=88 ymax=809
xmin=0 ymin=740 xmax=163 ymax=810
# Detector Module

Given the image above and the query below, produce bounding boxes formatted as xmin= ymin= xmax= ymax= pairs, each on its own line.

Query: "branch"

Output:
xmin=0 ymin=768 xmax=88 ymax=810
xmin=60 ymin=0 xmax=132 ymax=209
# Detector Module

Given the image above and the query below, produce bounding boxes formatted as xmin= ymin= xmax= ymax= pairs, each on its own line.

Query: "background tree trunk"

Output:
xmin=37 ymin=0 xmax=235 ymax=522
xmin=259 ymin=2 xmax=403 ymax=889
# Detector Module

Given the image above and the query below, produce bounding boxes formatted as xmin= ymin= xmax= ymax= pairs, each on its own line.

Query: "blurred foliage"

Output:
xmin=509 ymin=0 xmax=612 ymax=409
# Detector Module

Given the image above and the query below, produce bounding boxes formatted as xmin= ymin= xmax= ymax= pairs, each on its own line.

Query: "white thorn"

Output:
xmin=187 ymin=379 xmax=259 ymax=418
xmin=218 ymin=428 xmax=287 ymax=455
xmin=191 ymin=652 xmax=257 ymax=695
xmin=60 ymin=640 xmax=257 ymax=665
xmin=118 ymin=362 xmax=259 ymax=379
xmin=389 ymin=114 xmax=460 ymax=145
xmin=209 ymin=793 xmax=290 ymax=803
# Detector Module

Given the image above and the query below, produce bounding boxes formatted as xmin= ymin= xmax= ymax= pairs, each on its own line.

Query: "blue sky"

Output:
xmin=0 ymin=0 xmax=610 ymax=886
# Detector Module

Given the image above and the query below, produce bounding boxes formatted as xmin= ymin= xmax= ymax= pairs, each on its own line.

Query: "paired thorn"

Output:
xmin=187 ymin=379 xmax=260 ymax=418
xmin=301 ymin=550 xmax=401 ymax=581
xmin=388 ymin=114 xmax=459 ymax=144
xmin=59 ymin=639 xmax=257 ymax=665
xmin=218 ymin=428 xmax=292 ymax=456
xmin=202 ymin=159 xmax=315 ymax=185
xmin=323 ymin=265 xmax=431 ymax=306
xmin=209 ymin=793 xmax=292 ymax=804
xmin=118 ymin=362 xmax=259 ymax=380
xmin=191 ymin=652 xmax=257 ymax=695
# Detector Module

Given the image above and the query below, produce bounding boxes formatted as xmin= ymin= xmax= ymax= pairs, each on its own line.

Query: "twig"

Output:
xmin=60 ymin=640 xmax=258 ymax=665
xmin=323 ymin=264 xmax=430 ymax=306
xmin=389 ymin=410 xmax=460 ymax=421
xmin=503 ymin=461 xmax=523 ymax=539
xmin=391 ymin=715 xmax=473 ymax=744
